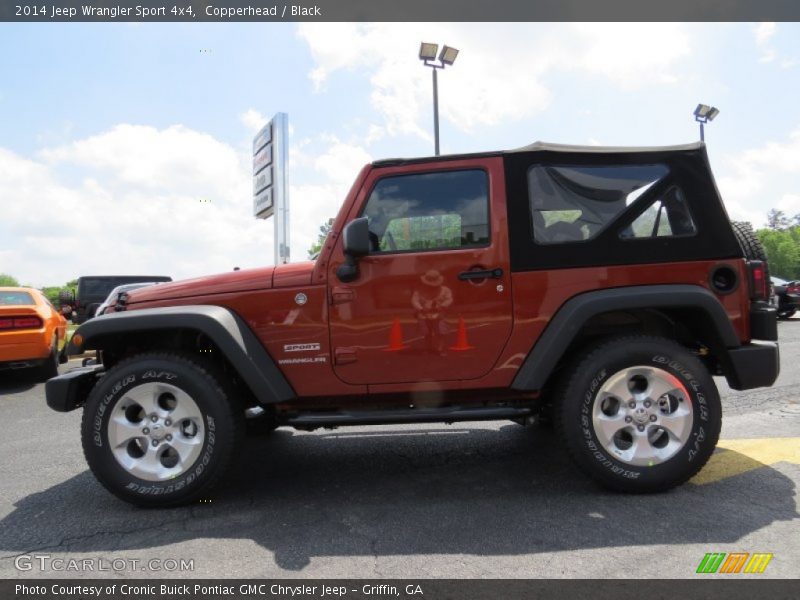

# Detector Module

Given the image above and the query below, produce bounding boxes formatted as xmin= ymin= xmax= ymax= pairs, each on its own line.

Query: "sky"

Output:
xmin=1 ymin=22 xmax=799 ymax=287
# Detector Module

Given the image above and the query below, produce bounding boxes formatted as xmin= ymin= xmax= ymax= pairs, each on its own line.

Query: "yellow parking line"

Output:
xmin=691 ymin=438 xmax=800 ymax=485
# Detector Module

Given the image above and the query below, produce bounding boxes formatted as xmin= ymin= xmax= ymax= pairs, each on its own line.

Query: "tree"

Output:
xmin=766 ymin=209 xmax=790 ymax=231
xmin=0 ymin=274 xmax=19 ymax=286
xmin=307 ymin=218 xmax=335 ymax=258
xmin=757 ymin=227 xmax=800 ymax=279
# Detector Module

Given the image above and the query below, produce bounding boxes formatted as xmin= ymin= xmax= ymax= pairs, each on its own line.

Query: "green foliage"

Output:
xmin=307 ymin=218 xmax=335 ymax=259
xmin=383 ymin=214 xmax=463 ymax=251
xmin=757 ymin=226 xmax=800 ymax=280
xmin=40 ymin=286 xmax=63 ymax=305
xmin=0 ymin=274 xmax=20 ymax=286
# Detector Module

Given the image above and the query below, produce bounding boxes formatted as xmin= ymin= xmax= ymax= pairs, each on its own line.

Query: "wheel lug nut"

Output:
xmin=152 ymin=439 xmax=159 ymax=446
xmin=637 ymin=425 xmax=645 ymax=432
xmin=643 ymin=400 xmax=651 ymax=408
xmin=166 ymin=434 xmax=172 ymax=441
xmin=165 ymin=419 xmax=171 ymax=426
xmin=628 ymin=401 xmax=636 ymax=409
xmin=625 ymin=416 xmax=632 ymax=423
xmin=650 ymin=415 xmax=657 ymax=422
xmin=150 ymin=415 xmax=158 ymax=422
xmin=142 ymin=427 xmax=150 ymax=435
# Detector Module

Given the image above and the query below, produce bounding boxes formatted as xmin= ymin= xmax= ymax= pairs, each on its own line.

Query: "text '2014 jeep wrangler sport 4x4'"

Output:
xmin=47 ymin=141 xmax=779 ymax=507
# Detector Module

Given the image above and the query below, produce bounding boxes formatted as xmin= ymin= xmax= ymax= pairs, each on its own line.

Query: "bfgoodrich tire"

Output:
xmin=556 ymin=335 xmax=721 ymax=493
xmin=81 ymin=353 xmax=244 ymax=507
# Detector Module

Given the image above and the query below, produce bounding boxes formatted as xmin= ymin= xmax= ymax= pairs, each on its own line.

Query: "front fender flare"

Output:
xmin=69 ymin=305 xmax=294 ymax=405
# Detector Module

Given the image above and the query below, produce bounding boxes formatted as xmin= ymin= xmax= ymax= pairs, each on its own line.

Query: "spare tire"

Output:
xmin=731 ymin=221 xmax=768 ymax=263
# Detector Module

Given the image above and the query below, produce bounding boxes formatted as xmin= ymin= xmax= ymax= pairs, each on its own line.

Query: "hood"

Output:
xmin=127 ymin=266 xmax=276 ymax=304
xmin=272 ymin=261 xmax=315 ymax=288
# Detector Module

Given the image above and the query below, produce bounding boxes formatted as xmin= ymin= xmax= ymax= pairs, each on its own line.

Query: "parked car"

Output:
xmin=0 ymin=287 xmax=67 ymax=380
xmin=94 ymin=282 xmax=162 ymax=317
xmin=771 ymin=276 xmax=800 ymax=319
xmin=48 ymin=141 xmax=779 ymax=507
xmin=61 ymin=275 xmax=172 ymax=323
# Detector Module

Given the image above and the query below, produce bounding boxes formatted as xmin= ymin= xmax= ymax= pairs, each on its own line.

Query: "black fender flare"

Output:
xmin=68 ymin=305 xmax=294 ymax=405
xmin=511 ymin=284 xmax=741 ymax=392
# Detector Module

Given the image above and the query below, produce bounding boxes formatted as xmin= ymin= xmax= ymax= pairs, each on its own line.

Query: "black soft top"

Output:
xmin=372 ymin=141 xmax=706 ymax=167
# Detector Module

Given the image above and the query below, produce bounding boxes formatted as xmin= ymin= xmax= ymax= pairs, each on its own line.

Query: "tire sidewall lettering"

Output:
xmin=574 ymin=346 xmax=717 ymax=483
xmin=87 ymin=364 xmax=219 ymax=496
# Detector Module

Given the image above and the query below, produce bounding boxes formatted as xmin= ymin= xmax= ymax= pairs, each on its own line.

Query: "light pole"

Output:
xmin=419 ymin=42 xmax=459 ymax=156
xmin=693 ymin=104 xmax=720 ymax=142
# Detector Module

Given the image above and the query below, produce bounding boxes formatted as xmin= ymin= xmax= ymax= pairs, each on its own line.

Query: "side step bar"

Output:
xmin=284 ymin=406 xmax=533 ymax=428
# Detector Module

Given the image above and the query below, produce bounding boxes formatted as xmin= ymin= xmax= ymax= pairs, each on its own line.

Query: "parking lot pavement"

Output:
xmin=0 ymin=322 xmax=798 ymax=580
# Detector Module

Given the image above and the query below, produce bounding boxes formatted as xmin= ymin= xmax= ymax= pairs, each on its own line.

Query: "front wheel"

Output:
xmin=81 ymin=353 xmax=244 ymax=506
xmin=777 ymin=309 xmax=796 ymax=319
xmin=556 ymin=335 xmax=721 ymax=493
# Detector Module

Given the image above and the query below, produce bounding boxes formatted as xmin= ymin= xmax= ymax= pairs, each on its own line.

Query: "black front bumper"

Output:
xmin=45 ymin=365 xmax=104 ymax=412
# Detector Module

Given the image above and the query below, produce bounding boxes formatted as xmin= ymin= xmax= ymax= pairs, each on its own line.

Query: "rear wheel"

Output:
xmin=81 ymin=353 xmax=244 ymax=506
xmin=556 ymin=335 xmax=721 ymax=493
xmin=778 ymin=309 xmax=796 ymax=319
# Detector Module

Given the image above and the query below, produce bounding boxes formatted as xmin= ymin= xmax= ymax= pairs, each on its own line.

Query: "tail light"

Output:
xmin=788 ymin=282 xmax=800 ymax=295
xmin=748 ymin=261 xmax=769 ymax=301
xmin=0 ymin=316 xmax=44 ymax=330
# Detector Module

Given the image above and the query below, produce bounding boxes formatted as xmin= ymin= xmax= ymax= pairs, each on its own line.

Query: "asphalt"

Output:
xmin=0 ymin=320 xmax=798 ymax=579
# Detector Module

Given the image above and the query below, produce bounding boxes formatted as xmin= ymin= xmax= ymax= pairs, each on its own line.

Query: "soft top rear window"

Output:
xmin=0 ymin=291 xmax=35 ymax=306
xmin=529 ymin=164 xmax=668 ymax=244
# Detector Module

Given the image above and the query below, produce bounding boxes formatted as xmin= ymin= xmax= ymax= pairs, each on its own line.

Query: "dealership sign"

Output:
xmin=252 ymin=113 xmax=290 ymax=264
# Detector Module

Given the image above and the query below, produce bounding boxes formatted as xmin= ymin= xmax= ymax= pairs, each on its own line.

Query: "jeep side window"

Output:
xmin=362 ymin=169 xmax=489 ymax=253
xmin=622 ymin=185 xmax=697 ymax=239
xmin=528 ymin=164 xmax=669 ymax=244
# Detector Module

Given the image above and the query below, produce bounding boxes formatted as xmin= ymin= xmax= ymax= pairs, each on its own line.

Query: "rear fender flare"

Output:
xmin=511 ymin=284 xmax=741 ymax=392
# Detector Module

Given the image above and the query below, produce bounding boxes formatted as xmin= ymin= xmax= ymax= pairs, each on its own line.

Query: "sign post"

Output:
xmin=253 ymin=112 xmax=290 ymax=265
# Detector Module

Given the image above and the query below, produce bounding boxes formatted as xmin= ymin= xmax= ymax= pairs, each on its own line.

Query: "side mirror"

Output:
xmin=337 ymin=217 xmax=371 ymax=283
xmin=342 ymin=217 xmax=371 ymax=257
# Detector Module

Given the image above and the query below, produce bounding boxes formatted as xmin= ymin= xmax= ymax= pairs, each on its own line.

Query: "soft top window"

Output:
xmin=0 ymin=291 xmax=35 ymax=305
xmin=529 ymin=164 xmax=668 ymax=244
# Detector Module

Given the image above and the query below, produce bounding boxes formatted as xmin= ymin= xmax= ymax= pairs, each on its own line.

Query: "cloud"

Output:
xmin=240 ymin=108 xmax=268 ymax=133
xmin=1 ymin=126 xmax=271 ymax=287
xmin=753 ymin=22 xmax=796 ymax=66
xmin=715 ymin=129 xmax=800 ymax=226
xmin=754 ymin=22 xmax=776 ymax=46
xmin=0 ymin=123 xmax=377 ymax=285
xmin=296 ymin=23 xmax=692 ymax=138
xmin=314 ymin=140 xmax=372 ymax=185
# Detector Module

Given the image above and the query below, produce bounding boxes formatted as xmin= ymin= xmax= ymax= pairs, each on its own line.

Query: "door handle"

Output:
xmin=458 ymin=268 xmax=504 ymax=281
xmin=331 ymin=287 xmax=356 ymax=304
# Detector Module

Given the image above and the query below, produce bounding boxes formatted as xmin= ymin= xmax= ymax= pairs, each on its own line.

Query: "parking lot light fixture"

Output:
xmin=439 ymin=45 xmax=459 ymax=65
xmin=419 ymin=42 xmax=460 ymax=156
xmin=419 ymin=42 xmax=439 ymax=61
xmin=693 ymin=103 xmax=720 ymax=142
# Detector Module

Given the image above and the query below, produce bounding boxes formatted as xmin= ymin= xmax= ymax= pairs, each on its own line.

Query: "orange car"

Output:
xmin=0 ymin=287 xmax=67 ymax=380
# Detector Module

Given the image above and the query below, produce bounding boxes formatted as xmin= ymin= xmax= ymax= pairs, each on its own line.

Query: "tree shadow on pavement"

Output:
xmin=0 ymin=425 xmax=797 ymax=571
